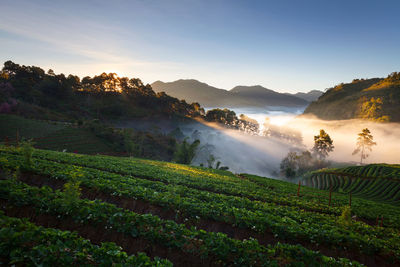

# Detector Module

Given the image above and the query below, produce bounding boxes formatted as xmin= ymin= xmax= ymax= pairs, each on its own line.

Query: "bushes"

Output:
xmin=63 ymin=167 xmax=82 ymax=205
xmin=338 ymin=206 xmax=352 ymax=226
xmin=19 ymin=139 xmax=34 ymax=169
xmin=173 ymin=139 xmax=200 ymax=164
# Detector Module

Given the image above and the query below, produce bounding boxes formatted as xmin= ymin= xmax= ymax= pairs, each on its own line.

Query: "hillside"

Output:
xmin=230 ymin=85 xmax=309 ymax=106
xmin=151 ymin=79 xmax=308 ymax=108
xmin=0 ymin=61 xmax=204 ymax=123
xmin=303 ymin=164 xmax=400 ymax=204
xmin=0 ymin=114 xmax=183 ymax=160
xmin=1 ymin=146 xmax=400 ymax=266
xmin=303 ymin=73 xmax=400 ymax=122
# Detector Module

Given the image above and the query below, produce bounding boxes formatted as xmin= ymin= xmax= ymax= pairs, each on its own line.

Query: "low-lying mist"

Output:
xmin=183 ymin=115 xmax=400 ymax=178
xmin=117 ymin=110 xmax=400 ymax=179
xmin=291 ymin=115 xmax=400 ymax=164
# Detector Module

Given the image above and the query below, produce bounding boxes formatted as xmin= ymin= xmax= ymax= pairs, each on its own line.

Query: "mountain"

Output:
xmin=303 ymin=73 xmax=400 ymax=122
xmin=151 ymin=79 xmax=248 ymax=107
xmin=285 ymin=90 xmax=323 ymax=102
xmin=230 ymin=85 xmax=309 ymax=107
xmin=151 ymin=79 xmax=308 ymax=108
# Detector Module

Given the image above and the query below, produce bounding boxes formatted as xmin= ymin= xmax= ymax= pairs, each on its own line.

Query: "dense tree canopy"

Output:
xmin=0 ymin=61 xmax=204 ymax=120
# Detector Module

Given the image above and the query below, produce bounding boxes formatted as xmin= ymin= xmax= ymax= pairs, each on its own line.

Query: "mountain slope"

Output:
xmin=303 ymin=73 xmax=400 ymax=122
xmin=152 ymin=79 xmax=308 ymax=108
xmin=286 ymin=90 xmax=323 ymax=102
xmin=230 ymin=85 xmax=308 ymax=107
xmin=151 ymin=79 xmax=251 ymax=107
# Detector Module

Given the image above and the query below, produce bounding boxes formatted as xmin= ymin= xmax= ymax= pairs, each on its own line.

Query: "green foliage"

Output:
xmin=0 ymin=179 xmax=364 ymax=266
xmin=205 ymin=108 xmax=237 ymax=124
xmin=339 ymin=206 xmax=352 ymax=226
xmin=0 ymin=213 xmax=172 ymax=266
xmin=2 ymin=146 xmax=400 ymax=265
xmin=62 ymin=167 xmax=82 ymax=205
xmin=19 ymin=139 xmax=35 ymax=169
xmin=312 ymin=129 xmax=334 ymax=160
xmin=304 ymin=164 xmax=400 ymax=206
xmin=304 ymin=73 xmax=400 ymax=122
xmin=1 ymin=60 xmax=204 ymax=120
xmin=280 ymin=150 xmax=328 ymax=178
xmin=173 ymin=139 xmax=200 ymax=164
xmin=359 ymin=97 xmax=389 ymax=121
xmin=121 ymin=128 xmax=140 ymax=156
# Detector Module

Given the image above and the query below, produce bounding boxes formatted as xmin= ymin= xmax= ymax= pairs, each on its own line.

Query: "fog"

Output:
xmin=184 ymin=108 xmax=400 ymax=178
xmin=118 ymin=107 xmax=400 ymax=178
xmin=181 ymin=121 xmax=302 ymax=177
xmin=290 ymin=115 xmax=400 ymax=164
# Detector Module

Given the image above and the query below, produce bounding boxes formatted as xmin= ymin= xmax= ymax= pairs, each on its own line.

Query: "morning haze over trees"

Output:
xmin=2 ymin=1 xmax=400 ymax=265
xmin=352 ymin=128 xmax=377 ymax=164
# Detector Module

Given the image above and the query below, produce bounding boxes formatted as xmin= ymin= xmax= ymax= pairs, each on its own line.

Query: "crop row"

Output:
xmin=0 ymin=212 xmax=171 ymax=266
xmin=3 ymin=146 xmax=398 ymax=226
xmin=0 ymin=179 xmax=361 ymax=267
xmin=243 ymin=171 xmax=400 ymax=226
xmin=337 ymin=164 xmax=400 ymax=179
xmin=1 ymin=152 xmax=400 ymax=261
xmin=304 ymin=173 xmax=400 ymax=204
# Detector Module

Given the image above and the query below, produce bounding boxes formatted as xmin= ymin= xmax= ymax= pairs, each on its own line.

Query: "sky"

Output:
xmin=1 ymin=0 xmax=399 ymax=93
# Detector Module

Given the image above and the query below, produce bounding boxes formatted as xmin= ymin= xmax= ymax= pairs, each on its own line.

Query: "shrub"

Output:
xmin=19 ymin=139 xmax=35 ymax=169
xmin=339 ymin=206 xmax=352 ymax=226
xmin=63 ymin=167 xmax=82 ymax=205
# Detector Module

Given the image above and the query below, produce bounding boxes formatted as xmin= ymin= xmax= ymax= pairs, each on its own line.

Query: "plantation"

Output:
xmin=304 ymin=165 xmax=400 ymax=203
xmin=0 ymin=146 xmax=399 ymax=266
xmin=0 ymin=115 xmax=114 ymax=154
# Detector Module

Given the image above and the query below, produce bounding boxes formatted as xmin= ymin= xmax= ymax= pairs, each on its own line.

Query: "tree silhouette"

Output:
xmin=352 ymin=128 xmax=376 ymax=164
xmin=312 ymin=129 xmax=334 ymax=160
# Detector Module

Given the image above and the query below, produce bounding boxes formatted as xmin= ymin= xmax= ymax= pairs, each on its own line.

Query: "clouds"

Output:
xmin=1 ymin=0 xmax=399 ymax=91
xmin=0 ymin=0 xmax=181 ymax=80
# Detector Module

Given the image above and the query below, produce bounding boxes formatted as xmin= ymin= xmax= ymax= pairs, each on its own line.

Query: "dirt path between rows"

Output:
xmin=3 ymin=173 xmax=393 ymax=267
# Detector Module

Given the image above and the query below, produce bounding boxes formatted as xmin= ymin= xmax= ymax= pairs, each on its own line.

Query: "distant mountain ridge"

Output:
xmin=151 ymin=79 xmax=310 ymax=108
xmin=303 ymin=72 xmax=400 ymax=122
xmin=286 ymin=90 xmax=323 ymax=102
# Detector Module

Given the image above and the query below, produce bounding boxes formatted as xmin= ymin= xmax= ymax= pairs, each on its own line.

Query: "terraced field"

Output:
xmin=0 ymin=114 xmax=115 ymax=154
xmin=303 ymin=165 xmax=400 ymax=204
xmin=1 ymin=146 xmax=400 ymax=266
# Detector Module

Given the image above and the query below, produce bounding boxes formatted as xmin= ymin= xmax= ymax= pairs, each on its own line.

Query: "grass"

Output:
xmin=0 ymin=114 xmax=114 ymax=154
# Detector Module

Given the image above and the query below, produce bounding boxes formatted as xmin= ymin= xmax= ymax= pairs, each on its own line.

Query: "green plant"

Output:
xmin=63 ymin=167 xmax=82 ymax=205
xmin=19 ymin=139 xmax=35 ymax=169
xmin=173 ymin=139 xmax=200 ymax=164
xmin=339 ymin=206 xmax=352 ymax=226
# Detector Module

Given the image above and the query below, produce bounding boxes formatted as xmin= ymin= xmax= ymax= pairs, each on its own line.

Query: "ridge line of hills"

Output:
xmin=151 ymin=79 xmax=322 ymax=108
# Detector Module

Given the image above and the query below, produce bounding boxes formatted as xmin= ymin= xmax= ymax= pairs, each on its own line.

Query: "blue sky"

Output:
xmin=1 ymin=0 xmax=399 ymax=93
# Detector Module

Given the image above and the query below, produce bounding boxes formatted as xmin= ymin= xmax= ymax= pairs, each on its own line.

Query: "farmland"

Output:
xmin=304 ymin=165 xmax=400 ymax=203
xmin=0 ymin=115 xmax=115 ymax=154
xmin=0 ymin=146 xmax=399 ymax=266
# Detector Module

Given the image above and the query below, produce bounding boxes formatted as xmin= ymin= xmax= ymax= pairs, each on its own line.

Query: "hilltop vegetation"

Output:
xmin=1 ymin=146 xmax=400 ymax=266
xmin=0 ymin=61 xmax=204 ymax=122
xmin=304 ymin=72 xmax=400 ymax=122
xmin=0 ymin=61 xmax=257 ymax=162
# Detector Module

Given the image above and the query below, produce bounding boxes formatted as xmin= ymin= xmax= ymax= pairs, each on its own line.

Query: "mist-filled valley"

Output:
xmin=2 ymin=1 xmax=400 ymax=265
xmin=116 ymin=106 xmax=400 ymax=179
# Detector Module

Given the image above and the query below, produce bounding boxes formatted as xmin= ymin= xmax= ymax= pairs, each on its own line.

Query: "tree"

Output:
xmin=312 ymin=129 xmax=334 ymax=160
xmin=173 ymin=139 xmax=200 ymax=164
xmin=280 ymin=150 xmax=317 ymax=178
xmin=280 ymin=151 xmax=298 ymax=178
xmin=352 ymin=128 xmax=376 ymax=164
